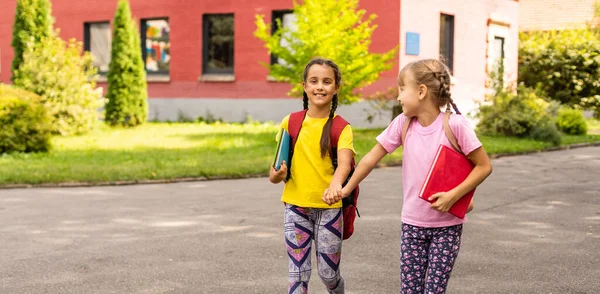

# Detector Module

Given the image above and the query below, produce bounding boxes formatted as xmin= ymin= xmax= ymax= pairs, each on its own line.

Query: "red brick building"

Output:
xmin=520 ymin=0 xmax=598 ymax=31
xmin=0 ymin=0 xmax=520 ymax=126
xmin=0 ymin=0 xmax=399 ymax=125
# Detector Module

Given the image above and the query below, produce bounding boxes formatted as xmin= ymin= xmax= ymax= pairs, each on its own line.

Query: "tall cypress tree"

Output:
xmin=11 ymin=0 xmax=53 ymax=82
xmin=105 ymin=0 xmax=148 ymax=127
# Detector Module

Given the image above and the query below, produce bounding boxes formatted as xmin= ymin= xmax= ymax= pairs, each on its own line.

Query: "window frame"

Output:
xmin=270 ymin=9 xmax=294 ymax=66
xmin=494 ymin=36 xmax=505 ymax=60
xmin=439 ymin=13 xmax=455 ymax=74
xmin=140 ymin=17 xmax=170 ymax=76
xmin=84 ymin=21 xmax=111 ymax=75
xmin=202 ymin=13 xmax=235 ymax=75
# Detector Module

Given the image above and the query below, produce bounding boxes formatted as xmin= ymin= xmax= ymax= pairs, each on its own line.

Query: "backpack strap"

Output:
xmin=286 ymin=110 xmax=308 ymax=181
xmin=401 ymin=115 xmax=412 ymax=147
xmin=442 ymin=111 xmax=464 ymax=155
xmin=329 ymin=115 xmax=351 ymax=168
xmin=288 ymin=110 xmax=307 ymax=149
xmin=401 ymin=112 xmax=464 ymax=155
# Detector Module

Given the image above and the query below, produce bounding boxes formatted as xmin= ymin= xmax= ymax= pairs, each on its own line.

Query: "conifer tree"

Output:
xmin=11 ymin=0 xmax=53 ymax=82
xmin=105 ymin=0 xmax=148 ymax=127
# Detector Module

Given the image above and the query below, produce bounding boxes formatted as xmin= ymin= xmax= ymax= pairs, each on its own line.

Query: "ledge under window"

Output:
xmin=199 ymin=74 xmax=235 ymax=82
xmin=267 ymin=75 xmax=290 ymax=82
xmin=147 ymin=74 xmax=171 ymax=83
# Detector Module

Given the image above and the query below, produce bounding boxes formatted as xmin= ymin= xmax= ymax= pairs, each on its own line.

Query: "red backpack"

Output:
xmin=287 ymin=110 xmax=360 ymax=240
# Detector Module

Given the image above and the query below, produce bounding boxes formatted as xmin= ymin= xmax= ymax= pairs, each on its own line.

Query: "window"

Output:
xmin=141 ymin=18 xmax=170 ymax=74
xmin=271 ymin=10 xmax=296 ymax=65
xmin=491 ymin=36 xmax=505 ymax=71
xmin=203 ymin=14 xmax=234 ymax=75
xmin=439 ymin=14 xmax=455 ymax=73
xmin=84 ymin=22 xmax=111 ymax=73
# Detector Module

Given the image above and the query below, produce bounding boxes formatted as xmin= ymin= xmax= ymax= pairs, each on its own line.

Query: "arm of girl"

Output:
xmin=429 ymin=146 xmax=493 ymax=212
xmin=323 ymin=143 xmax=388 ymax=205
xmin=325 ymin=148 xmax=354 ymax=201
xmin=269 ymin=161 xmax=288 ymax=184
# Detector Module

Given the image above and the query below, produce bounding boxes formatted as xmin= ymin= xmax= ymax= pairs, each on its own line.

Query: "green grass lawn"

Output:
xmin=588 ymin=118 xmax=600 ymax=134
xmin=1 ymin=121 xmax=599 ymax=186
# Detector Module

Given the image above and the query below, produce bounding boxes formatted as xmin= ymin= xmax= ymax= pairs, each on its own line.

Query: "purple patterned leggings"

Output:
xmin=284 ymin=204 xmax=345 ymax=294
xmin=400 ymin=223 xmax=463 ymax=294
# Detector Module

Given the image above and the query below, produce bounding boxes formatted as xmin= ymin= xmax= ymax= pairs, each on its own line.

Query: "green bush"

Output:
xmin=105 ymin=0 xmax=148 ymax=127
xmin=13 ymin=34 xmax=104 ymax=136
xmin=0 ymin=84 xmax=52 ymax=153
xmin=519 ymin=29 xmax=600 ymax=116
xmin=556 ymin=108 xmax=588 ymax=135
xmin=477 ymin=86 xmax=560 ymax=145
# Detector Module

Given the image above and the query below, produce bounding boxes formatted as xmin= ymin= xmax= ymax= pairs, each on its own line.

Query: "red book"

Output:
xmin=418 ymin=144 xmax=475 ymax=219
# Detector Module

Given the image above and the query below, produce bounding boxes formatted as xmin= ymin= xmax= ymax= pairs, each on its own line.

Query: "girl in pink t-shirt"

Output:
xmin=324 ymin=59 xmax=493 ymax=293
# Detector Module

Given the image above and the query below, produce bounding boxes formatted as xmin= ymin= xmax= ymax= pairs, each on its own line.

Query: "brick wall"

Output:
xmin=520 ymin=0 xmax=598 ymax=31
xmin=0 ymin=0 xmax=399 ymax=99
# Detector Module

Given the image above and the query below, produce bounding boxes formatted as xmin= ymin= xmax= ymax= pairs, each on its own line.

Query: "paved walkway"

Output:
xmin=1 ymin=146 xmax=599 ymax=293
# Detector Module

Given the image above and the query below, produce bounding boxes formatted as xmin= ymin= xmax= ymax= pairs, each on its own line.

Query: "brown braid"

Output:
xmin=302 ymin=57 xmax=343 ymax=158
xmin=320 ymin=94 xmax=338 ymax=157
xmin=303 ymin=92 xmax=309 ymax=110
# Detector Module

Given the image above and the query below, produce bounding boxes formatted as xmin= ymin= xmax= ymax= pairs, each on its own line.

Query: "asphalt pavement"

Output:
xmin=1 ymin=146 xmax=599 ymax=293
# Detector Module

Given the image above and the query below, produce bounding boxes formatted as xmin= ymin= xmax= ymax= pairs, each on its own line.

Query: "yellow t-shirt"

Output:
xmin=276 ymin=114 xmax=355 ymax=208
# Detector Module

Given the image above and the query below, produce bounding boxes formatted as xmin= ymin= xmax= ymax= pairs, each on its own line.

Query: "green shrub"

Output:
xmin=14 ymin=34 xmax=104 ymax=136
xmin=519 ymin=29 xmax=600 ymax=116
xmin=556 ymin=108 xmax=588 ymax=135
xmin=105 ymin=0 xmax=148 ymax=127
xmin=0 ymin=84 xmax=52 ymax=153
xmin=477 ymin=86 xmax=560 ymax=145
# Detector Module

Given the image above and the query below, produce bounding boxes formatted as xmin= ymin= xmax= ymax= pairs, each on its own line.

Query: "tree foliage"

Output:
xmin=519 ymin=29 xmax=600 ymax=117
xmin=11 ymin=0 xmax=53 ymax=82
xmin=105 ymin=0 xmax=148 ymax=127
xmin=254 ymin=0 xmax=397 ymax=105
xmin=13 ymin=34 xmax=104 ymax=135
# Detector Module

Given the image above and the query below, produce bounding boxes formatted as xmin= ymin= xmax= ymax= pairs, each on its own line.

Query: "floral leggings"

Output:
xmin=284 ymin=204 xmax=345 ymax=294
xmin=400 ymin=223 xmax=463 ymax=294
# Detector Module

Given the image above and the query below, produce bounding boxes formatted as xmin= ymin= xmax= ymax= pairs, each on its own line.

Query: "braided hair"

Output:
xmin=302 ymin=57 xmax=342 ymax=157
xmin=398 ymin=59 xmax=460 ymax=114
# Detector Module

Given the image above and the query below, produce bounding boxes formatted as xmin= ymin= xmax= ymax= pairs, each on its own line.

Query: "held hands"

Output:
xmin=269 ymin=161 xmax=288 ymax=183
xmin=322 ymin=183 xmax=348 ymax=206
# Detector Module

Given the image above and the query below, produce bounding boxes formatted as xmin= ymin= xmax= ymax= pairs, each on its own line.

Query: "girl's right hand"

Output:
xmin=269 ymin=161 xmax=288 ymax=183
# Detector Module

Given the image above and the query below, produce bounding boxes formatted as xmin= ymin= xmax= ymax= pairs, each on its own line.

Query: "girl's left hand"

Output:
xmin=428 ymin=191 xmax=458 ymax=212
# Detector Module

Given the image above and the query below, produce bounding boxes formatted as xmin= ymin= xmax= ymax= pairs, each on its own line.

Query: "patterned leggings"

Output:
xmin=400 ymin=223 xmax=463 ymax=294
xmin=284 ymin=204 xmax=345 ymax=294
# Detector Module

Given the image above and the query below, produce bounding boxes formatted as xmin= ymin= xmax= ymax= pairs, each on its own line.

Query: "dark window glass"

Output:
xmin=270 ymin=10 xmax=295 ymax=65
xmin=440 ymin=14 xmax=455 ymax=73
xmin=203 ymin=14 xmax=234 ymax=74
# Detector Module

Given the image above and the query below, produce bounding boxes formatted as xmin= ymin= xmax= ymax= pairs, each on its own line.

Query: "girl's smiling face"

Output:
xmin=303 ymin=64 xmax=339 ymax=110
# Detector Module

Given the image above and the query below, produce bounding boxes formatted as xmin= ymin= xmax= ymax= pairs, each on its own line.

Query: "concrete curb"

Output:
xmin=2 ymin=141 xmax=600 ymax=190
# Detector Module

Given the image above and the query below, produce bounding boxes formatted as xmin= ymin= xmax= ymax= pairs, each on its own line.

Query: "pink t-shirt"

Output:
xmin=376 ymin=113 xmax=482 ymax=228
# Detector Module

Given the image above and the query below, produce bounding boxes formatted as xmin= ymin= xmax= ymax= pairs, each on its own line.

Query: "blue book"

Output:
xmin=273 ymin=128 xmax=291 ymax=170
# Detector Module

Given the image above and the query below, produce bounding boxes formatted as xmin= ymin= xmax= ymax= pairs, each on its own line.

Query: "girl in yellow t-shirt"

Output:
xmin=269 ymin=57 xmax=355 ymax=294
